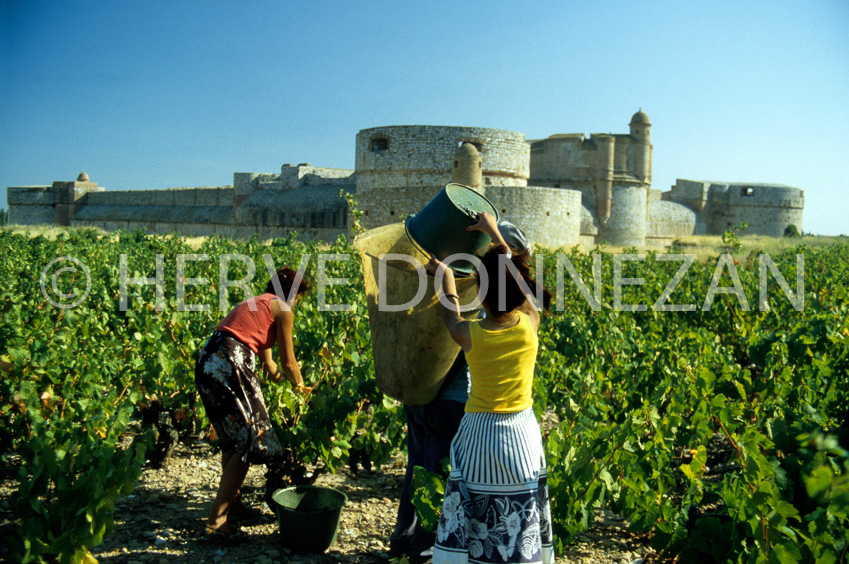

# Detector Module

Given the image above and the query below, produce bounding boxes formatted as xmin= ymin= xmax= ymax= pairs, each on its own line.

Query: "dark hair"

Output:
xmin=478 ymin=246 xmax=551 ymax=315
xmin=264 ymin=267 xmax=309 ymax=298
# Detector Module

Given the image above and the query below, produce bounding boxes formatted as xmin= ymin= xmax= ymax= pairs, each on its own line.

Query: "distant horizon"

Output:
xmin=2 ymin=1 xmax=847 ymax=235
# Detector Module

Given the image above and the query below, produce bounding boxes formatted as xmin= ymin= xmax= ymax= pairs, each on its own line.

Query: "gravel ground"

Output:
xmin=2 ymin=442 xmax=657 ymax=563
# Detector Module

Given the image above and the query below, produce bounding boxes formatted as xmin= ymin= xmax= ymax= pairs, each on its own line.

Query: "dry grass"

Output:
xmin=2 ymin=224 xmax=111 ymax=240
xmin=3 ymin=224 xmax=844 ymax=260
xmin=535 ymin=234 xmax=847 ymax=263
xmin=0 ymin=225 xmax=333 ymax=251
xmin=666 ymin=234 xmax=844 ymax=261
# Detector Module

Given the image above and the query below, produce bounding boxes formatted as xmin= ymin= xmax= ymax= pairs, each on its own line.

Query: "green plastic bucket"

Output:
xmin=405 ymin=183 xmax=499 ymax=274
xmin=270 ymin=486 xmax=348 ymax=553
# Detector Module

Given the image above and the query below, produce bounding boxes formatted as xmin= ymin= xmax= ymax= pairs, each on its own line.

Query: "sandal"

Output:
xmin=204 ymin=521 xmax=245 ymax=541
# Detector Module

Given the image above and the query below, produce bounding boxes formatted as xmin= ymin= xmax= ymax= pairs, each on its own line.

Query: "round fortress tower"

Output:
xmin=355 ymin=125 xmax=529 ymax=228
xmin=604 ymin=184 xmax=648 ymax=247
xmin=702 ymin=183 xmax=804 ymax=236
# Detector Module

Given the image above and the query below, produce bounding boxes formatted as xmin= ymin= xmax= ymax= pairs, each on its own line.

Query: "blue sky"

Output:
xmin=2 ymin=0 xmax=847 ymax=235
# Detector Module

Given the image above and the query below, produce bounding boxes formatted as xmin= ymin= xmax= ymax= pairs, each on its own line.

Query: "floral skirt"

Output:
xmin=195 ymin=331 xmax=284 ymax=465
xmin=432 ymin=409 xmax=554 ymax=564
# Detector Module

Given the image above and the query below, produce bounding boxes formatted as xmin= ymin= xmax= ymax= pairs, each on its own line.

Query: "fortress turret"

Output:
xmin=452 ymin=142 xmax=483 ymax=188
xmin=629 ymin=110 xmax=652 ymax=185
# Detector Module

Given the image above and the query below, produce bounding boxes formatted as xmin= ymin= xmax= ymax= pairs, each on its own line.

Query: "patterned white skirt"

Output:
xmin=432 ymin=409 xmax=554 ymax=564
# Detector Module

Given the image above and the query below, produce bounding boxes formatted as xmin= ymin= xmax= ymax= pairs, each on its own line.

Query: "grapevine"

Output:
xmin=0 ymin=227 xmax=847 ymax=563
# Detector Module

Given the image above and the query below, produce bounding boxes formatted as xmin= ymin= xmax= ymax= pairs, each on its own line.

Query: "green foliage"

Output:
xmin=410 ymin=464 xmax=447 ymax=532
xmin=2 ymin=227 xmax=848 ymax=561
xmin=0 ymin=228 xmax=394 ymax=561
xmin=0 ymin=208 xmax=7 ymax=226
xmin=536 ymin=241 xmax=849 ymax=560
xmin=343 ymin=190 xmax=365 ymax=236
xmin=722 ymin=221 xmax=749 ymax=252
xmin=784 ymin=224 xmax=801 ymax=238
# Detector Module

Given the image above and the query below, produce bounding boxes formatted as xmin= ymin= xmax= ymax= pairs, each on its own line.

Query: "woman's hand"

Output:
xmin=467 ymin=211 xmax=509 ymax=250
xmin=260 ymin=351 xmax=283 ymax=383
xmin=466 ymin=211 xmax=499 ymax=237
xmin=267 ymin=361 xmax=281 ymax=383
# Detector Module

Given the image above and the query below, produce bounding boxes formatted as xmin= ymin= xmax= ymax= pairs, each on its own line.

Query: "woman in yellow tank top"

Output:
xmin=428 ymin=212 xmax=554 ymax=564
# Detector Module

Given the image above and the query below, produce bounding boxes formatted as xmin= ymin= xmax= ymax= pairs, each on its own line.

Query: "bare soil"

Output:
xmin=81 ymin=442 xmax=655 ymax=563
xmin=0 ymin=441 xmax=657 ymax=563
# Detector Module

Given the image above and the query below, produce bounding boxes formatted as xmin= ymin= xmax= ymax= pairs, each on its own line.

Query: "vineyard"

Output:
xmin=0 ymin=225 xmax=847 ymax=563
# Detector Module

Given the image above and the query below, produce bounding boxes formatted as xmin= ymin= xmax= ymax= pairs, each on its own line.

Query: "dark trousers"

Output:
xmin=390 ymin=399 xmax=466 ymax=557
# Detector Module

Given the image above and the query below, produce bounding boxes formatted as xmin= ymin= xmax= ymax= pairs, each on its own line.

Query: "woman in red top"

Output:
xmin=195 ymin=266 xmax=310 ymax=536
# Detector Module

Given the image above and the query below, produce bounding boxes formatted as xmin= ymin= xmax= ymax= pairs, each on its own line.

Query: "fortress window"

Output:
xmin=370 ymin=138 xmax=389 ymax=152
xmin=742 ymin=187 xmax=755 ymax=197
xmin=389 ymin=210 xmax=395 ymax=216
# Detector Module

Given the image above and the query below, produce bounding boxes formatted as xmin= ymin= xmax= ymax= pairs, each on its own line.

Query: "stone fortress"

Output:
xmin=6 ymin=111 xmax=804 ymax=248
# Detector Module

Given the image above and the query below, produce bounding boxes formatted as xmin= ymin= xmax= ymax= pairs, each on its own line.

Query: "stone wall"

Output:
xmin=8 ymin=181 xmax=104 ymax=226
xmin=9 ymin=174 xmax=352 ymax=241
xmin=358 ymin=185 xmax=443 ymax=228
xmin=665 ymin=179 xmax=709 ymax=213
xmin=69 ymin=218 xmax=345 ymax=241
xmin=280 ymin=164 xmax=355 ymax=189
xmin=355 ymin=126 xmax=530 ymax=230
xmin=233 ymin=165 xmax=354 ymax=239
xmin=485 ymin=186 xmax=582 ymax=249
xmin=83 ymin=187 xmax=234 ymax=207
xmin=528 ymin=133 xmax=647 ymax=187
xmin=703 ymin=183 xmax=804 ymax=236
xmin=7 ymin=186 xmax=55 ymax=224
xmin=580 ymin=204 xmax=599 ymax=239
xmin=527 ymin=115 xmax=652 ymax=231
xmin=529 ymin=134 xmax=598 ymax=184
xmin=356 ymin=126 xmax=529 ymax=189
xmin=666 ymin=179 xmax=805 ymax=237
xmin=646 ymin=200 xmax=705 ymax=246
xmin=603 ymin=185 xmax=647 ymax=247
xmin=6 ymin=115 xmax=805 ymax=247
xmin=235 ymin=185 xmax=352 ymax=240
